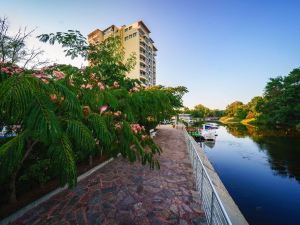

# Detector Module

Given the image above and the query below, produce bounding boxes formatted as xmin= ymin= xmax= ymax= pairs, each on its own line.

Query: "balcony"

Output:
xmin=140 ymin=55 xmax=146 ymax=62
xmin=140 ymin=62 xmax=146 ymax=69
xmin=140 ymin=41 xmax=146 ymax=48
xmin=140 ymin=48 xmax=146 ymax=56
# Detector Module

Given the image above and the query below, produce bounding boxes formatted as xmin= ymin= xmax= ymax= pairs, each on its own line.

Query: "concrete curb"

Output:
xmin=0 ymin=156 xmax=117 ymax=225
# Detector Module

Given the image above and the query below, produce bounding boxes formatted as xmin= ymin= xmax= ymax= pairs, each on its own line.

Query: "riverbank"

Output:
xmin=219 ymin=116 xmax=256 ymax=125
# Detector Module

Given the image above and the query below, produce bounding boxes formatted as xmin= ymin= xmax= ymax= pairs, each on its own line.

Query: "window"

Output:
xmin=125 ymin=36 xmax=128 ymax=41
xmin=129 ymin=34 xmax=133 ymax=38
xmin=125 ymin=28 xmax=128 ymax=32
xmin=133 ymin=32 xmax=137 ymax=37
xmin=129 ymin=26 xmax=132 ymax=30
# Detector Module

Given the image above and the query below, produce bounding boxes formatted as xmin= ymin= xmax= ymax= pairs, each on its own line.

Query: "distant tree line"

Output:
xmin=183 ymin=68 xmax=300 ymax=129
xmin=183 ymin=104 xmax=225 ymax=119
xmin=223 ymin=68 xmax=300 ymax=129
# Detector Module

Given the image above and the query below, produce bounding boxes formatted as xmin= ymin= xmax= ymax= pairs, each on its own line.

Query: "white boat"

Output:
xmin=200 ymin=125 xmax=217 ymax=141
xmin=0 ymin=126 xmax=17 ymax=138
xmin=205 ymin=123 xmax=219 ymax=129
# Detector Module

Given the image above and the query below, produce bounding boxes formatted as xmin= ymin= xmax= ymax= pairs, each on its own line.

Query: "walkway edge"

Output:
xmin=0 ymin=156 xmax=117 ymax=225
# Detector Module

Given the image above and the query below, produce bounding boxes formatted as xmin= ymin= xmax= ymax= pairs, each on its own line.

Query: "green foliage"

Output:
xmin=37 ymin=30 xmax=89 ymax=59
xmin=19 ymin=159 xmax=51 ymax=185
xmin=183 ymin=104 xmax=224 ymax=119
xmin=88 ymin=113 xmax=112 ymax=146
xmin=65 ymin=119 xmax=96 ymax=152
xmin=257 ymin=68 xmax=300 ymax=125
xmin=0 ymin=132 xmax=26 ymax=182
xmin=49 ymin=134 xmax=77 ymax=187
xmin=225 ymin=101 xmax=244 ymax=117
xmin=222 ymin=68 xmax=300 ymax=127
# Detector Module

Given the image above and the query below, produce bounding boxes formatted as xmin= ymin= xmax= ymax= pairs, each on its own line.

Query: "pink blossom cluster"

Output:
xmin=114 ymin=122 xmax=123 ymax=130
xmin=113 ymin=111 xmax=122 ymax=117
xmin=141 ymin=135 xmax=149 ymax=141
xmin=50 ymin=94 xmax=57 ymax=102
xmin=113 ymin=81 xmax=120 ymax=88
xmin=129 ymin=86 xmax=140 ymax=93
xmin=99 ymin=105 xmax=108 ymax=114
xmin=1 ymin=66 xmax=24 ymax=75
xmin=97 ymin=82 xmax=105 ymax=91
xmin=53 ymin=70 xmax=65 ymax=80
xmin=80 ymin=83 xmax=93 ymax=90
xmin=90 ymin=73 xmax=96 ymax=79
xmin=130 ymin=123 xmax=145 ymax=134
xmin=50 ymin=94 xmax=64 ymax=103
xmin=41 ymin=78 xmax=49 ymax=84
xmin=32 ymin=72 xmax=47 ymax=78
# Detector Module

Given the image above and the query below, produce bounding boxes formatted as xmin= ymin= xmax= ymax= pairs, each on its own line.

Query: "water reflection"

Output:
xmin=201 ymin=124 xmax=300 ymax=225
xmin=225 ymin=124 xmax=300 ymax=182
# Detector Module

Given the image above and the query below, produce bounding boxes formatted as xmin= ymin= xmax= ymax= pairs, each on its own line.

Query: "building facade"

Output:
xmin=88 ymin=21 xmax=157 ymax=86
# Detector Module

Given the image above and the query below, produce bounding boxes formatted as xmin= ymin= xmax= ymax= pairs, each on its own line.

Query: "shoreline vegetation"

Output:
xmin=184 ymin=68 xmax=300 ymax=132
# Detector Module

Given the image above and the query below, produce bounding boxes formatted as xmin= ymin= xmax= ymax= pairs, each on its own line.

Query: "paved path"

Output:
xmin=11 ymin=125 xmax=206 ymax=225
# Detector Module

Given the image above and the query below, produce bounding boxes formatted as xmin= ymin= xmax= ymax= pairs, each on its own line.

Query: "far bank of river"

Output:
xmin=201 ymin=123 xmax=300 ymax=225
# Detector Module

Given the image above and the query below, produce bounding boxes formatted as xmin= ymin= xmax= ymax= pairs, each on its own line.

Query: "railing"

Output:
xmin=181 ymin=126 xmax=233 ymax=225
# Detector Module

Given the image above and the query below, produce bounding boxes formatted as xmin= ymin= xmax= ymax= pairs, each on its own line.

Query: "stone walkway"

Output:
xmin=11 ymin=125 xmax=206 ymax=225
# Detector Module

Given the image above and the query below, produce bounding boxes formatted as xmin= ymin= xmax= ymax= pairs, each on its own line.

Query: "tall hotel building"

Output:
xmin=88 ymin=21 xmax=157 ymax=86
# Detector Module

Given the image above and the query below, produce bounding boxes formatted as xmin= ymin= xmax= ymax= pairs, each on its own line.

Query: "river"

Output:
xmin=200 ymin=124 xmax=300 ymax=225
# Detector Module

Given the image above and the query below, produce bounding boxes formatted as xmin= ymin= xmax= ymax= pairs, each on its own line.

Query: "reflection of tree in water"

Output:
xmin=225 ymin=124 xmax=249 ymax=138
xmin=255 ymin=137 xmax=300 ymax=183
xmin=226 ymin=124 xmax=300 ymax=183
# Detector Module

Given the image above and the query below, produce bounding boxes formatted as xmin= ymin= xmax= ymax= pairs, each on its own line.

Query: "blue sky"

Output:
xmin=2 ymin=0 xmax=300 ymax=109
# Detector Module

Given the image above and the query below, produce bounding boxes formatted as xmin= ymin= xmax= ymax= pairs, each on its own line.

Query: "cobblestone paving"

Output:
xmin=11 ymin=125 xmax=206 ymax=225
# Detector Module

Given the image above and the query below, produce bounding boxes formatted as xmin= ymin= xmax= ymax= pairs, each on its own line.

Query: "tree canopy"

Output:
xmin=0 ymin=24 xmax=187 ymax=204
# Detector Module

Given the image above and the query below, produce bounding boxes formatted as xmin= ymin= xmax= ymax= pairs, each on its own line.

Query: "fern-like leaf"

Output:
xmin=0 ymin=76 xmax=35 ymax=124
xmin=25 ymin=92 xmax=61 ymax=143
xmin=49 ymin=134 xmax=76 ymax=187
xmin=65 ymin=119 xmax=96 ymax=152
xmin=0 ymin=131 xmax=27 ymax=182
xmin=88 ymin=113 xmax=112 ymax=146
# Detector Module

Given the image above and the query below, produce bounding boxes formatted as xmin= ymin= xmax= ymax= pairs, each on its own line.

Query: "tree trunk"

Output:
xmin=89 ymin=155 xmax=93 ymax=167
xmin=8 ymin=172 xmax=17 ymax=204
xmin=8 ymin=140 xmax=38 ymax=204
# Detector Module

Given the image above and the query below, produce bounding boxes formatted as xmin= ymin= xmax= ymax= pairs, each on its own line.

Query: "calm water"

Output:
xmin=201 ymin=124 xmax=300 ymax=225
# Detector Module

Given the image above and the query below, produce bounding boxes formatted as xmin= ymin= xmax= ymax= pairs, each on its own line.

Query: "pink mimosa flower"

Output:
xmin=97 ymin=82 xmax=105 ymax=91
xmin=32 ymin=72 xmax=47 ymax=78
xmin=90 ymin=73 xmax=96 ymax=79
xmin=53 ymin=70 xmax=65 ymax=80
xmin=69 ymin=79 xmax=74 ymax=86
xmin=15 ymin=68 xmax=23 ymax=74
xmin=41 ymin=78 xmax=49 ymax=84
xmin=113 ymin=111 xmax=122 ymax=117
xmin=142 ymin=135 xmax=148 ymax=141
xmin=50 ymin=94 xmax=57 ymax=102
xmin=114 ymin=122 xmax=123 ymax=130
xmin=113 ymin=81 xmax=120 ymax=88
xmin=86 ymin=83 xmax=93 ymax=89
xmin=99 ymin=105 xmax=108 ymax=114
